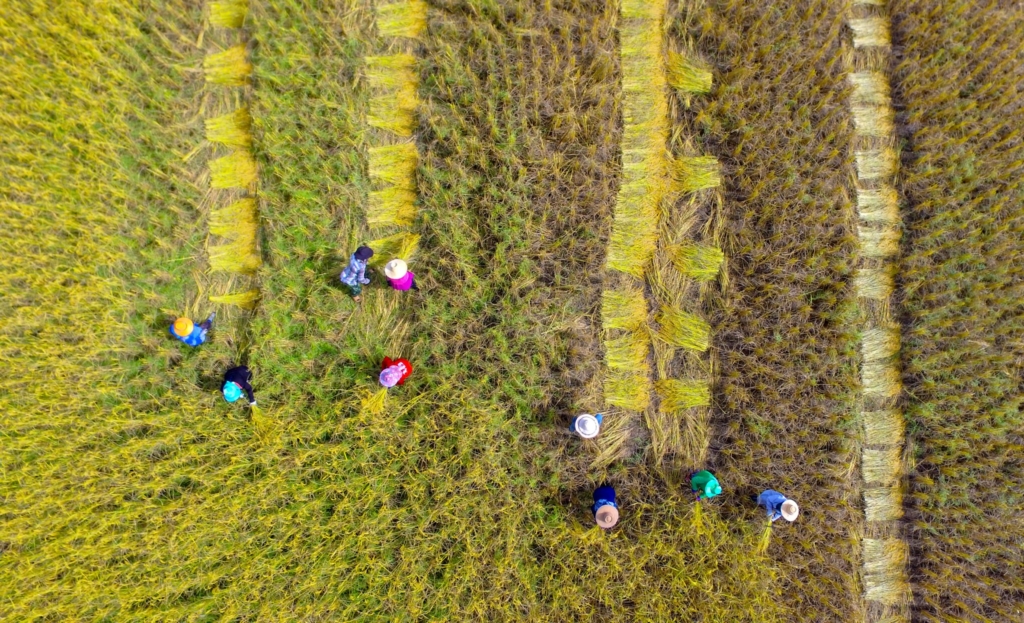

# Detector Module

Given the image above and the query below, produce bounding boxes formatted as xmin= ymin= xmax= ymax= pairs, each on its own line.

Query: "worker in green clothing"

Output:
xmin=690 ymin=470 xmax=722 ymax=500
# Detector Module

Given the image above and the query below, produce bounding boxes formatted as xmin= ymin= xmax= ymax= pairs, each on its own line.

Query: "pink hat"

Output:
xmin=379 ymin=365 xmax=403 ymax=388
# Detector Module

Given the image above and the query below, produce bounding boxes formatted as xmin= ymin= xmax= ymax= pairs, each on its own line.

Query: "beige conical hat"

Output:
xmin=595 ymin=505 xmax=619 ymax=529
xmin=574 ymin=414 xmax=600 ymax=439
xmin=384 ymin=259 xmax=408 ymax=279
xmin=781 ymin=500 xmax=799 ymax=522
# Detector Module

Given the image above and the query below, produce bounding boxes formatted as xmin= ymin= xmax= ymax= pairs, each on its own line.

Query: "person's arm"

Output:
xmin=357 ymin=260 xmax=370 ymax=284
xmin=240 ymin=380 xmax=256 ymax=405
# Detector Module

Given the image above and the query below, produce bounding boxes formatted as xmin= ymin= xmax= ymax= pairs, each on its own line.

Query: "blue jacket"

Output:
xmin=170 ymin=324 xmax=207 ymax=347
xmin=757 ymin=489 xmax=788 ymax=521
xmin=592 ymin=485 xmax=617 ymax=515
xmin=339 ymin=254 xmax=370 ymax=287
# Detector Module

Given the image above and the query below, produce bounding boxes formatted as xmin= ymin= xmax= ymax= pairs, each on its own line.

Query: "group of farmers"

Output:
xmin=171 ymin=245 xmax=799 ymax=530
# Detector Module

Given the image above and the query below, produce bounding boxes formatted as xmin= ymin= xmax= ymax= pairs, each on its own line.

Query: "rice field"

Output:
xmin=1 ymin=0 xmax=1022 ymax=621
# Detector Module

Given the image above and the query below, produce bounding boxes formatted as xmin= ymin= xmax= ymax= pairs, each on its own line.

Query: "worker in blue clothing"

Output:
xmin=170 ymin=313 xmax=216 ymax=347
xmin=757 ymin=489 xmax=800 ymax=522
xmin=222 ymin=365 xmax=256 ymax=406
xmin=592 ymin=483 xmax=619 ymax=529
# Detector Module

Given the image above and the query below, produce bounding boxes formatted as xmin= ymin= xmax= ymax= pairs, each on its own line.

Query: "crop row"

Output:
xmin=891 ymin=0 xmax=1024 ymax=620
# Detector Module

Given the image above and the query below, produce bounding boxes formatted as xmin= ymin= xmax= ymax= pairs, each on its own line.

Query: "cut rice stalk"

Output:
xmin=672 ymin=243 xmax=724 ymax=281
xmin=666 ymin=50 xmax=712 ymax=94
xmin=205 ymin=107 xmax=252 ymax=149
xmin=367 ymin=187 xmax=417 ymax=228
xmin=602 ymin=286 xmax=648 ymax=332
xmin=850 ymin=17 xmax=891 ymax=48
xmin=864 ymin=486 xmax=904 ymax=522
xmin=656 ymin=305 xmax=710 ymax=352
xmin=863 ymin=538 xmax=910 ymax=604
xmin=210 ymin=150 xmax=257 ymax=189
xmin=209 ymin=0 xmax=248 ymax=28
xmin=209 ymin=235 xmax=260 ymax=274
xmin=605 ymin=332 xmax=650 ymax=372
xmin=859 ymin=225 xmax=901 ymax=258
xmin=210 ymin=198 xmax=257 ymax=235
xmin=862 ymin=326 xmax=900 ymax=361
xmin=862 ymin=447 xmax=901 ymax=485
xmin=655 ymin=378 xmax=710 ymax=412
xmin=855 ymin=267 xmax=895 ymax=300
xmin=377 ymin=0 xmax=427 ymax=39
xmin=857 ymin=185 xmax=899 ymax=223
xmin=365 ymin=54 xmax=417 ymax=89
xmin=368 ymin=103 xmax=417 ymax=137
xmin=672 ymin=156 xmax=721 ymax=193
xmin=863 ymin=358 xmax=901 ymax=399
xmin=209 ymin=288 xmax=261 ymax=310
xmin=604 ymin=370 xmax=651 ymax=411
xmin=850 ymin=71 xmax=891 ymax=106
xmin=365 ymin=232 xmax=421 ymax=269
xmin=863 ymin=409 xmax=905 ymax=446
xmin=204 ymin=45 xmax=251 ymax=86
xmin=852 ymin=103 xmax=895 ymax=138
xmin=368 ymin=143 xmax=418 ymax=188
xmin=855 ymin=149 xmax=898 ymax=181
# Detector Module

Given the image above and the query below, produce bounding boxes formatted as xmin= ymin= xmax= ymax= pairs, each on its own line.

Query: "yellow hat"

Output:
xmin=173 ymin=317 xmax=194 ymax=336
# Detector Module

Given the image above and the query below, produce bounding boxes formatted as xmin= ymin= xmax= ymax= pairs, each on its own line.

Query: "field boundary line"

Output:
xmin=845 ymin=1 xmax=910 ymax=621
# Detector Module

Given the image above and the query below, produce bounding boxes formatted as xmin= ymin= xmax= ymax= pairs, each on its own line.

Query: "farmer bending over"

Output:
xmin=690 ymin=470 xmax=722 ymax=500
xmin=379 ymin=356 xmax=412 ymax=388
xmin=384 ymin=259 xmax=419 ymax=291
xmin=340 ymin=245 xmax=374 ymax=302
xmin=223 ymin=365 xmax=256 ymax=406
xmin=170 ymin=313 xmax=215 ymax=347
xmin=757 ymin=489 xmax=799 ymax=522
xmin=592 ymin=483 xmax=619 ymax=529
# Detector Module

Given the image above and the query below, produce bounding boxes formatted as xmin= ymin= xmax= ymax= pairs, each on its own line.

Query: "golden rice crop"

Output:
xmin=209 ymin=288 xmax=261 ymax=310
xmin=604 ymin=331 xmax=650 ymax=372
xmin=205 ymin=107 xmax=253 ymax=148
xmin=655 ymin=378 xmax=710 ymax=412
xmin=365 ymin=231 xmax=420 ymax=269
xmin=604 ymin=370 xmax=651 ymax=411
xmin=368 ymin=143 xmax=418 ymax=188
xmin=666 ymin=49 xmax=712 ymax=95
xmin=376 ymin=0 xmax=427 ymax=39
xmin=656 ymin=304 xmax=710 ymax=352
xmin=209 ymin=149 xmax=257 ymax=189
xmin=367 ymin=187 xmax=417 ymax=228
xmin=204 ymin=44 xmax=252 ymax=86
xmin=672 ymin=155 xmax=722 ymax=193
xmin=672 ymin=243 xmax=724 ymax=281
xmin=209 ymin=0 xmax=248 ymax=28
xmin=601 ymin=285 xmax=648 ymax=332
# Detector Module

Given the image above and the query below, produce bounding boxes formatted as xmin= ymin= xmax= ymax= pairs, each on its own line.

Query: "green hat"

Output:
xmin=705 ymin=481 xmax=722 ymax=497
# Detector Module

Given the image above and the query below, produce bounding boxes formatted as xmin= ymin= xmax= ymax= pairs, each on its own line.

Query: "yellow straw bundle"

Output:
xmin=210 ymin=150 xmax=257 ymax=189
xmin=655 ymin=378 xmax=711 ymax=412
xmin=601 ymin=285 xmax=648 ymax=332
xmin=209 ymin=288 xmax=261 ymax=310
xmin=205 ymin=107 xmax=252 ymax=149
xmin=656 ymin=304 xmax=711 ymax=352
xmin=204 ymin=45 xmax=252 ymax=86
xmin=666 ymin=50 xmax=712 ymax=95
xmin=672 ymin=243 xmax=724 ymax=281
xmin=209 ymin=0 xmax=248 ymax=29
xmin=672 ymin=156 xmax=722 ymax=193
xmin=368 ymin=143 xmax=418 ymax=187
xmin=376 ymin=0 xmax=428 ymax=39
xmin=365 ymin=232 xmax=421 ymax=269
xmin=367 ymin=188 xmax=417 ymax=228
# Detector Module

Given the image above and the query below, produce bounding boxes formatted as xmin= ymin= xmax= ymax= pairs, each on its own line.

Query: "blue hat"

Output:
xmin=222 ymin=382 xmax=243 ymax=403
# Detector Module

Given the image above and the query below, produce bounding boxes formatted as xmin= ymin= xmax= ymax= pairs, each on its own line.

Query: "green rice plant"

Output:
xmin=857 ymin=185 xmax=899 ymax=223
xmin=209 ymin=288 xmax=261 ymax=310
xmin=666 ymin=50 xmax=712 ymax=95
xmin=604 ymin=370 xmax=651 ymax=411
xmin=365 ymin=231 xmax=421 ymax=270
xmin=605 ymin=332 xmax=650 ymax=372
xmin=601 ymin=285 xmax=647 ymax=332
xmin=862 ymin=447 xmax=902 ymax=485
xmin=367 ymin=187 xmax=417 ymax=228
xmin=863 ymin=539 xmax=910 ymax=604
xmin=850 ymin=71 xmax=891 ymax=107
xmin=672 ymin=243 xmax=724 ymax=280
xmin=672 ymin=156 xmax=721 ymax=193
xmin=203 ymin=45 xmax=251 ymax=86
xmin=209 ymin=0 xmax=248 ymax=28
xmin=368 ymin=143 xmax=418 ymax=188
xmin=863 ymin=409 xmax=905 ymax=446
xmin=850 ymin=17 xmax=891 ymax=48
xmin=209 ymin=150 xmax=257 ymax=189
xmin=855 ymin=267 xmax=894 ymax=300
xmin=205 ymin=107 xmax=252 ymax=149
xmin=864 ymin=486 xmax=904 ymax=522
xmin=655 ymin=304 xmax=710 ymax=352
xmin=655 ymin=378 xmax=710 ymax=412
xmin=855 ymin=149 xmax=897 ymax=181
xmin=376 ymin=0 xmax=427 ymax=39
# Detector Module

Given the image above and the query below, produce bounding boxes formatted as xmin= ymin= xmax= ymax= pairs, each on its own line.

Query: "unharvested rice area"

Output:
xmin=890 ymin=1 xmax=1024 ymax=620
xmin=676 ymin=0 xmax=863 ymax=618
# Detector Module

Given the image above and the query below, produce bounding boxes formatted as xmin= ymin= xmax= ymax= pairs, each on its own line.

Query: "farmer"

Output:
xmin=690 ymin=470 xmax=722 ymax=500
xmin=379 ymin=356 xmax=412 ymax=388
xmin=222 ymin=365 xmax=256 ymax=406
xmin=384 ymin=259 xmax=418 ymax=291
xmin=339 ymin=245 xmax=374 ymax=302
xmin=569 ymin=413 xmax=603 ymax=439
xmin=592 ymin=483 xmax=619 ymax=529
xmin=757 ymin=489 xmax=799 ymax=522
xmin=170 ymin=312 xmax=216 ymax=347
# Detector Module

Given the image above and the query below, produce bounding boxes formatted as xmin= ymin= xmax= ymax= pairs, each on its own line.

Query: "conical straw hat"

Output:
xmin=384 ymin=259 xmax=408 ymax=279
xmin=574 ymin=414 xmax=600 ymax=439
xmin=595 ymin=505 xmax=619 ymax=529
xmin=781 ymin=500 xmax=799 ymax=522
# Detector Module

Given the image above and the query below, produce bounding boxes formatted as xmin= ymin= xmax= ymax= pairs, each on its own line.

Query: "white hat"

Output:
xmin=781 ymin=499 xmax=799 ymax=522
xmin=384 ymin=259 xmax=408 ymax=280
xmin=595 ymin=505 xmax=619 ymax=529
xmin=574 ymin=414 xmax=600 ymax=439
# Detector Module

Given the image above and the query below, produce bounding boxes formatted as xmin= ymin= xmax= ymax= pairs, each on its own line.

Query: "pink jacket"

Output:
xmin=388 ymin=271 xmax=415 ymax=291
